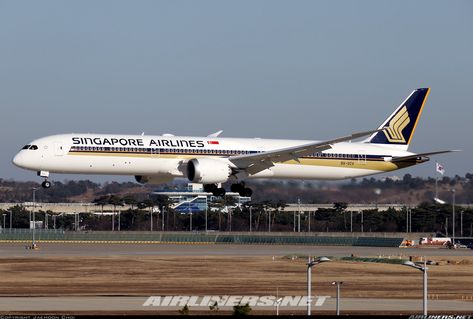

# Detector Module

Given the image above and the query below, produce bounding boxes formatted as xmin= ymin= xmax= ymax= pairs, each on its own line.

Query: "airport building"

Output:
xmin=152 ymin=183 xmax=251 ymax=213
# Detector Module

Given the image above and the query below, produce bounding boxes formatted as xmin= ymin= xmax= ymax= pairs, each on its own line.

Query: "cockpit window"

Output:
xmin=21 ymin=145 xmax=38 ymax=150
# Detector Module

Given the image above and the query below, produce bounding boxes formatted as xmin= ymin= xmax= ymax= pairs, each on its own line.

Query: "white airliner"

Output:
xmin=13 ymin=88 xmax=456 ymax=196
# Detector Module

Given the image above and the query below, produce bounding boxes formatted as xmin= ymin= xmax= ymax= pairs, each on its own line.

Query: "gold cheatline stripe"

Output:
xmin=68 ymin=152 xmax=417 ymax=171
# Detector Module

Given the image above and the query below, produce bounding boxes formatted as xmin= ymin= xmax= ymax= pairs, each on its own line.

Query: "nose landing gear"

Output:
xmin=41 ymin=180 xmax=51 ymax=189
xmin=37 ymin=171 xmax=51 ymax=189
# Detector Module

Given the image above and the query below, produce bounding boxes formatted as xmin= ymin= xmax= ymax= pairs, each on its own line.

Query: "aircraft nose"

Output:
xmin=12 ymin=152 xmax=26 ymax=168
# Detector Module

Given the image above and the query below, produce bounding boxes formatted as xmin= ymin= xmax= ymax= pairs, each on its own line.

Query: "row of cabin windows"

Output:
xmin=69 ymin=146 xmax=365 ymax=159
xmin=70 ymin=146 xmax=259 ymax=155
xmin=308 ymin=153 xmax=363 ymax=159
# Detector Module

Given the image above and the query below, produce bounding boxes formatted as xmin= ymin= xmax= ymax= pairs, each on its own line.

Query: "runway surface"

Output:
xmin=0 ymin=296 xmax=471 ymax=313
xmin=0 ymin=243 xmax=472 ymax=314
xmin=0 ymin=242 xmax=472 ymax=257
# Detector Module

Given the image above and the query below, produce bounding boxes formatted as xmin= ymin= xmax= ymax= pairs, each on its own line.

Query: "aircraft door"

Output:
xmin=151 ymin=146 xmax=160 ymax=158
xmin=54 ymin=142 xmax=65 ymax=156
xmin=357 ymin=154 xmax=367 ymax=165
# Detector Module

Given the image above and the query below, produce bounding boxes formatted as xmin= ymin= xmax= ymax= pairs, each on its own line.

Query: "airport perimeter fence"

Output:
xmin=0 ymin=229 xmax=404 ymax=247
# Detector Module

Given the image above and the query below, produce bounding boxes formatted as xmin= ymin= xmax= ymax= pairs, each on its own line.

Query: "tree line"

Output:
xmin=0 ymin=173 xmax=472 ymax=204
xmin=1 ymin=194 xmax=472 ymax=236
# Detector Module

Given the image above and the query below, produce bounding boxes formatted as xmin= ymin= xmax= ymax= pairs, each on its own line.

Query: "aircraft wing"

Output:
xmin=388 ymin=150 xmax=461 ymax=162
xmin=229 ymin=129 xmax=382 ymax=175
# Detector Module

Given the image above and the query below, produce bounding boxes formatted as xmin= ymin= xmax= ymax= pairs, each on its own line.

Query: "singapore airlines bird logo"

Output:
xmin=383 ymin=106 xmax=410 ymax=143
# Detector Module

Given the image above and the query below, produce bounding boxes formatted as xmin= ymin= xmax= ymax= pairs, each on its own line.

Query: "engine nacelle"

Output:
xmin=186 ymin=158 xmax=232 ymax=184
xmin=135 ymin=174 xmax=174 ymax=185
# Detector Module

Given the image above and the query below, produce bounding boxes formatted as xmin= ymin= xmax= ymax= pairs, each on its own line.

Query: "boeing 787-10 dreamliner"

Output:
xmin=13 ymin=88 xmax=457 ymax=196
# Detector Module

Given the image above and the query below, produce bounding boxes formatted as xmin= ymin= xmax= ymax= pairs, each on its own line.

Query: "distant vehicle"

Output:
xmin=419 ymin=237 xmax=452 ymax=246
xmin=13 ymin=88 xmax=458 ymax=196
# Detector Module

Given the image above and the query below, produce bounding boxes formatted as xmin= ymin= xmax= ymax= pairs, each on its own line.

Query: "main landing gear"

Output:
xmin=203 ymin=183 xmax=253 ymax=197
xmin=230 ymin=183 xmax=253 ymax=197
xmin=204 ymin=184 xmax=226 ymax=197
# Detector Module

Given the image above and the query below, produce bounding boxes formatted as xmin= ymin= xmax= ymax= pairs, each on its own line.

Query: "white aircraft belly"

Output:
xmin=45 ymin=155 xmax=184 ymax=176
xmin=45 ymin=154 xmax=383 ymax=180
xmin=249 ymin=163 xmax=382 ymax=180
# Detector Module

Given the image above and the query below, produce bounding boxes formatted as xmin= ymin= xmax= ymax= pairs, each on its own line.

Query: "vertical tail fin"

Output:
xmin=366 ymin=88 xmax=430 ymax=150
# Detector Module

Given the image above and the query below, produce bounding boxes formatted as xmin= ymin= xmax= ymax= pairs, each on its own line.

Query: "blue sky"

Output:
xmin=0 ymin=0 xmax=471 ymax=183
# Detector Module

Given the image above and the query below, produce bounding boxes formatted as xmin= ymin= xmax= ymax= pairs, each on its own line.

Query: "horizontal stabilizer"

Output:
xmin=388 ymin=150 xmax=461 ymax=162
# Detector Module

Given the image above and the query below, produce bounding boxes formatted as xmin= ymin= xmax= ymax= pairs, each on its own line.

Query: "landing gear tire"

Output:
xmin=41 ymin=180 xmax=51 ymax=189
xmin=231 ymin=183 xmax=247 ymax=193
xmin=204 ymin=184 xmax=218 ymax=193
xmin=212 ymin=188 xmax=226 ymax=197
xmin=231 ymin=183 xmax=252 ymax=197
xmin=240 ymin=187 xmax=252 ymax=197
